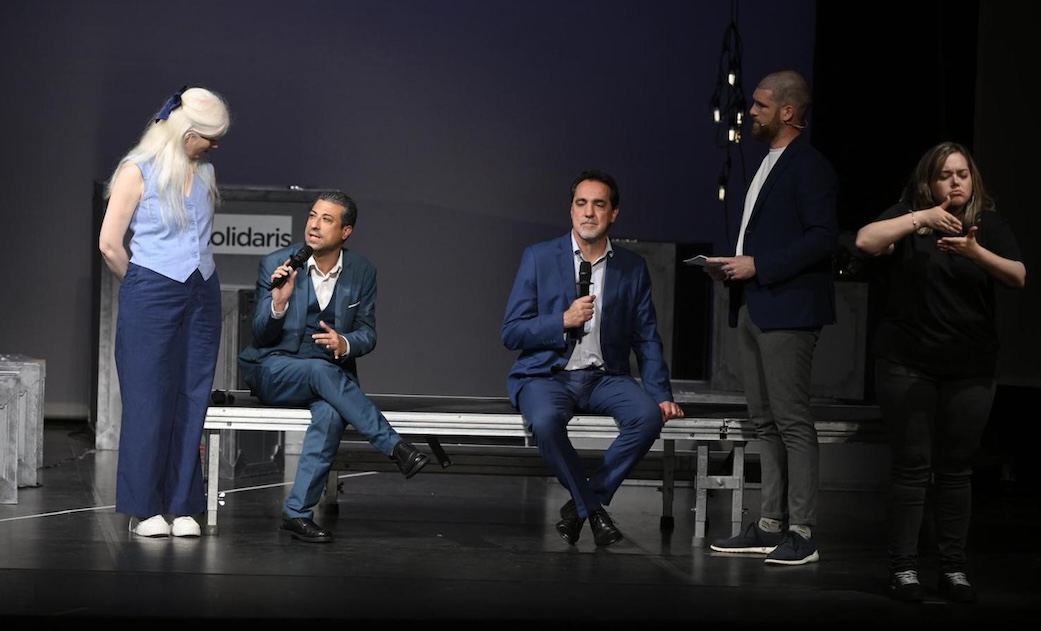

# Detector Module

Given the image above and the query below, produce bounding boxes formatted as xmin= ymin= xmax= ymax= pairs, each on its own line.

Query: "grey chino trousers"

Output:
xmin=736 ymin=304 xmax=821 ymax=528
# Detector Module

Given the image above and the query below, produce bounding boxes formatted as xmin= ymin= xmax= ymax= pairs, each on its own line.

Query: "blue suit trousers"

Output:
xmin=247 ymin=356 xmax=401 ymax=519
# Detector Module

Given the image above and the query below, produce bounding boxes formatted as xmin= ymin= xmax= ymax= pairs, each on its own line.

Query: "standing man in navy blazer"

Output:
xmin=705 ymin=70 xmax=838 ymax=565
xmin=238 ymin=191 xmax=429 ymax=543
xmin=501 ymin=170 xmax=685 ymax=547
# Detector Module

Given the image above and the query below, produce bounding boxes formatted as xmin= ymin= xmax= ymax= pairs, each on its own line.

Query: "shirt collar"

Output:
xmin=307 ymin=250 xmax=344 ymax=279
xmin=570 ymin=233 xmax=613 ymax=265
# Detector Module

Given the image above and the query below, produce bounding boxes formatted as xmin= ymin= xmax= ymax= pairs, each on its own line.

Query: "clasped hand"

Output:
xmin=564 ymin=295 xmax=596 ymax=329
xmin=703 ymin=255 xmax=755 ymax=282
xmin=660 ymin=401 xmax=684 ymax=423
xmin=269 ymin=256 xmax=298 ymax=306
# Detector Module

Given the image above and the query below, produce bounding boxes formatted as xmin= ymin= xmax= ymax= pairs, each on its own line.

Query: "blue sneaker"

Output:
xmin=710 ymin=521 xmax=785 ymax=554
xmin=764 ymin=530 xmax=819 ymax=565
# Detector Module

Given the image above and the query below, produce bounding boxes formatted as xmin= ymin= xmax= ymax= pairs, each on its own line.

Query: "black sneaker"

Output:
xmin=764 ymin=530 xmax=819 ymax=565
xmin=709 ymin=521 xmax=785 ymax=554
xmin=939 ymin=571 xmax=977 ymax=603
xmin=890 ymin=569 xmax=924 ymax=602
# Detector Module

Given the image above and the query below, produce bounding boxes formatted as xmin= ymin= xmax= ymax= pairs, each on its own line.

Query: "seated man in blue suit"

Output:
xmin=238 ymin=191 xmax=428 ymax=543
xmin=501 ymin=170 xmax=685 ymax=547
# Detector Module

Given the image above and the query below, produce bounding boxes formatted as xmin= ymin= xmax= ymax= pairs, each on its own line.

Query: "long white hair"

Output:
xmin=107 ymin=86 xmax=230 ymax=229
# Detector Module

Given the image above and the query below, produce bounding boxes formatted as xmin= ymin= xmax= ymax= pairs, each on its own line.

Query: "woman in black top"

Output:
xmin=855 ymin=141 xmax=1026 ymax=604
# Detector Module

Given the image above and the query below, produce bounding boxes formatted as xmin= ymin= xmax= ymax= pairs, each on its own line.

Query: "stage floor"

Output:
xmin=0 ymin=418 xmax=1037 ymax=627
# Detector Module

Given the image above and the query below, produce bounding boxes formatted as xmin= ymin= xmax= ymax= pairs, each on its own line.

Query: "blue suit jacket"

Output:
xmin=501 ymin=234 xmax=674 ymax=407
xmin=729 ymin=133 xmax=839 ymax=330
xmin=238 ymin=242 xmax=377 ymax=390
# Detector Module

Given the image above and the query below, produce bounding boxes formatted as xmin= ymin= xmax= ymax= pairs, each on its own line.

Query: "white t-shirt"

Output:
xmin=735 ymin=146 xmax=785 ymax=255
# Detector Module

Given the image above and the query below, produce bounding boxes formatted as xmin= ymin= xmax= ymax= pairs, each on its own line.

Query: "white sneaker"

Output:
xmin=171 ymin=515 xmax=201 ymax=537
xmin=131 ymin=515 xmax=171 ymax=538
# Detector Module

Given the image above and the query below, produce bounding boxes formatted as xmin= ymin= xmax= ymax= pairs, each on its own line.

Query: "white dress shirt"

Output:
xmin=565 ymin=235 xmax=612 ymax=371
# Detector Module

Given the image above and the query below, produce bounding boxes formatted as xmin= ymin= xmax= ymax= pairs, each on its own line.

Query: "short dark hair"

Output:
xmin=757 ymin=70 xmax=812 ymax=124
xmin=570 ymin=170 xmax=619 ymax=208
xmin=315 ymin=190 xmax=358 ymax=227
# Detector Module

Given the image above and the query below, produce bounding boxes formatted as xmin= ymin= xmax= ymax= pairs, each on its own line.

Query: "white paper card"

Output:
xmin=682 ymin=254 xmax=721 ymax=267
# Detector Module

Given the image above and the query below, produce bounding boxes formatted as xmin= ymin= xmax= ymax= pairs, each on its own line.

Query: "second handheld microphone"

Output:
xmin=270 ymin=245 xmax=314 ymax=289
xmin=572 ymin=260 xmax=592 ymax=340
xmin=577 ymin=260 xmax=592 ymax=297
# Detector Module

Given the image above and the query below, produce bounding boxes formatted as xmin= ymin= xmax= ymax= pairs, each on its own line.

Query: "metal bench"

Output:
xmin=203 ymin=390 xmax=883 ymax=546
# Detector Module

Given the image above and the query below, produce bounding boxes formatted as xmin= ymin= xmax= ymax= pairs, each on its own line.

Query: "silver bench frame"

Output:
xmin=203 ymin=392 xmax=881 ymax=546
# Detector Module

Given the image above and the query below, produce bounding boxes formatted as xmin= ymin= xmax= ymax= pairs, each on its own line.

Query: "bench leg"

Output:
xmin=659 ymin=440 xmax=675 ymax=531
xmin=730 ymin=442 xmax=746 ymax=537
xmin=324 ymin=470 xmax=340 ymax=513
xmin=424 ymin=436 xmax=452 ymax=468
xmin=693 ymin=442 xmax=709 ymax=547
xmin=205 ymin=431 xmax=221 ymax=536
xmin=693 ymin=440 xmax=749 ymax=547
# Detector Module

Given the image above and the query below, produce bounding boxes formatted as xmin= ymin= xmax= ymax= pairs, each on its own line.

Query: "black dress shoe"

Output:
xmin=280 ymin=515 xmax=334 ymax=543
xmin=392 ymin=440 xmax=430 ymax=479
xmin=555 ymin=499 xmax=585 ymax=545
xmin=589 ymin=508 xmax=623 ymax=547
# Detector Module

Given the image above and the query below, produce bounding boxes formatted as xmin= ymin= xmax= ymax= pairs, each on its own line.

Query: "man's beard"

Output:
xmin=751 ymin=120 xmax=777 ymax=142
xmin=576 ymin=224 xmax=602 ymax=241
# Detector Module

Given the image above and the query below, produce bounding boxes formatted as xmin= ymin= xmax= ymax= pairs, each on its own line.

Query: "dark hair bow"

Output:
xmin=154 ymin=85 xmax=189 ymax=122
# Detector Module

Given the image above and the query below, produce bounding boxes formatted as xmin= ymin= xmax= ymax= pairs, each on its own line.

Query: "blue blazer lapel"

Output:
xmin=748 ymin=136 xmax=803 ymax=229
xmin=602 ymin=252 xmax=620 ymax=309
xmin=556 ymin=235 xmax=577 ymax=299
xmin=333 ymin=255 xmax=355 ymax=324
xmin=289 ymin=270 xmax=309 ymax=326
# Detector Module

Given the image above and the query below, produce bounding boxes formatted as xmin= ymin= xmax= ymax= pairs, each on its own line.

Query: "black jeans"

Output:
xmin=874 ymin=359 xmax=996 ymax=573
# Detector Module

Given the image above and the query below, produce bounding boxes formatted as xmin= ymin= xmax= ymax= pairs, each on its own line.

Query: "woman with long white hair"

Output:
xmin=99 ymin=86 xmax=231 ymax=538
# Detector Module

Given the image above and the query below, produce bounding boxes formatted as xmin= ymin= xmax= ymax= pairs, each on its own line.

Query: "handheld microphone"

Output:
xmin=572 ymin=261 xmax=592 ymax=340
xmin=270 ymin=245 xmax=313 ymax=289
xmin=577 ymin=261 xmax=592 ymax=297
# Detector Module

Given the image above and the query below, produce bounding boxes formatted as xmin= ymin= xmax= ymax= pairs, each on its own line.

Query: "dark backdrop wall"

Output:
xmin=973 ymin=2 xmax=1041 ymax=391
xmin=812 ymin=0 xmax=1041 ymax=394
xmin=0 ymin=0 xmax=819 ymax=417
xmin=2 ymin=1 xmax=1037 ymax=421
